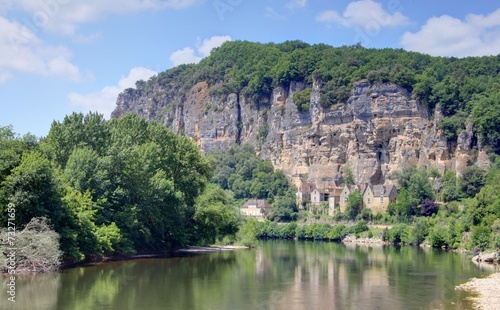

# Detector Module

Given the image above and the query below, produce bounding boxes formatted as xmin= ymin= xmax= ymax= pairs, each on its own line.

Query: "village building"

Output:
xmin=363 ymin=184 xmax=397 ymax=214
xmin=296 ymin=180 xmax=397 ymax=215
xmin=339 ymin=184 xmax=368 ymax=212
xmin=296 ymin=182 xmax=313 ymax=209
xmin=328 ymin=188 xmax=343 ymax=216
xmin=240 ymin=199 xmax=272 ymax=218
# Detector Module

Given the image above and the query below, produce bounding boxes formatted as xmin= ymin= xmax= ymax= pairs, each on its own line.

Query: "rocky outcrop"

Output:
xmin=112 ymin=78 xmax=488 ymax=186
xmin=473 ymin=252 xmax=500 ymax=264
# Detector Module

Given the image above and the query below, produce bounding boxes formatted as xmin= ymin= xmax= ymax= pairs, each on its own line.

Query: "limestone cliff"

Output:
xmin=112 ymin=77 xmax=486 ymax=186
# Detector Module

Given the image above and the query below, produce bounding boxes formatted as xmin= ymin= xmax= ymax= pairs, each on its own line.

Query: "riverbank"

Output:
xmin=456 ymin=271 xmax=500 ymax=310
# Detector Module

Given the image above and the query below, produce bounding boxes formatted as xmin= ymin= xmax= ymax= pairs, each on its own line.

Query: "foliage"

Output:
xmin=129 ymin=40 xmax=500 ymax=153
xmin=293 ymin=88 xmax=312 ymax=112
xmin=193 ymin=184 xmax=239 ymax=245
xmin=470 ymin=225 xmax=492 ymax=251
xmin=440 ymin=171 xmax=459 ymax=202
xmin=394 ymin=167 xmax=435 ymax=217
xmin=421 ymin=199 xmax=438 ymax=217
xmin=209 ymin=144 xmax=290 ymax=201
xmin=346 ymin=220 xmax=369 ymax=235
xmin=345 ymin=190 xmax=363 ymax=220
xmin=428 ymin=226 xmax=448 ymax=248
xmin=408 ymin=217 xmax=429 ymax=245
xmin=342 ymin=164 xmax=355 ymax=185
xmin=236 ymin=218 xmax=259 ymax=247
xmin=385 ymin=224 xmax=410 ymax=244
xmin=0 ymin=113 xmax=213 ymax=263
xmin=269 ymin=189 xmax=298 ymax=222
xmin=459 ymin=166 xmax=486 ymax=198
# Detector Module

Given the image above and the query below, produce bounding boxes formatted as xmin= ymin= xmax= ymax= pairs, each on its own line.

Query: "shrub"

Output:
xmin=421 ymin=199 xmax=439 ymax=216
xmin=237 ymin=218 xmax=259 ymax=247
xmin=470 ymin=225 xmax=492 ymax=251
xmin=312 ymin=224 xmax=332 ymax=240
xmin=350 ymin=220 xmax=369 ymax=235
xmin=0 ymin=217 xmax=61 ymax=273
xmin=409 ymin=218 xmax=429 ymax=246
xmin=292 ymin=88 xmax=312 ymax=112
xmin=328 ymin=225 xmax=347 ymax=241
xmin=494 ymin=233 xmax=500 ymax=250
xmin=387 ymin=224 xmax=410 ymax=244
xmin=428 ymin=227 xmax=448 ymax=248
xmin=279 ymin=222 xmax=297 ymax=239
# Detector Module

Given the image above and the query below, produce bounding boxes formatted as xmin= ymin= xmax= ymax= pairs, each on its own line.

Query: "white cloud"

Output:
xmin=170 ymin=35 xmax=232 ymax=66
xmin=401 ymin=9 xmax=500 ymax=57
xmin=9 ymin=0 xmax=201 ymax=35
xmin=316 ymin=0 xmax=408 ymax=29
xmin=169 ymin=47 xmax=202 ymax=66
xmin=0 ymin=16 xmax=82 ymax=84
xmin=68 ymin=67 xmax=157 ymax=118
xmin=198 ymin=35 xmax=232 ymax=57
xmin=286 ymin=0 xmax=307 ymax=10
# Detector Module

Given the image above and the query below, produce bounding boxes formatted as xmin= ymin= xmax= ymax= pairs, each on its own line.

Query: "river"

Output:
xmin=1 ymin=240 xmax=494 ymax=309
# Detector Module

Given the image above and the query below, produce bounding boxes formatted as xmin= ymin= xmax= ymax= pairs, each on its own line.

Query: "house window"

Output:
xmin=367 ymin=198 xmax=370 ymax=204
xmin=380 ymin=197 xmax=383 ymax=203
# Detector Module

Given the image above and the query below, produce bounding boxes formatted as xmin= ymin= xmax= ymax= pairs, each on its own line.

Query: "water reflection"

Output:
xmin=0 ymin=241 xmax=492 ymax=310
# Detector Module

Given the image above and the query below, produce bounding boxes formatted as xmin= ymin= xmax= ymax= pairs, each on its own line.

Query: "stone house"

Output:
xmin=240 ymin=199 xmax=272 ymax=218
xmin=339 ymin=184 xmax=368 ymax=212
xmin=363 ymin=184 xmax=397 ymax=214
xmin=296 ymin=182 xmax=313 ymax=209
xmin=328 ymin=188 xmax=343 ymax=216
xmin=310 ymin=181 xmax=341 ymax=204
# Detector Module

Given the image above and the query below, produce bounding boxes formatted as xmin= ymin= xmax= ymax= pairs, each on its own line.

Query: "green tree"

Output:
xmin=1 ymin=152 xmax=63 ymax=227
xmin=193 ymin=184 xmax=238 ymax=245
xmin=470 ymin=225 xmax=492 ymax=251
xmin=459 ymin=166 xmax=486 ymax=198
xmin=440 ymin=171 xmax=459 ymax=202
xmin=270 ymin=189 xmax=298 ymax=222
xmin=345 ymin=190 xmax=363 ymax=220
xmin=342 ymin=164 xmax=355 ymax=185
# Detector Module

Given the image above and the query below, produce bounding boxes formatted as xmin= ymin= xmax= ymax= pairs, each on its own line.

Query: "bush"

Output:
xmin=312 ymin=224 xmax=332 ymax=240
xmin=428 ymin=227 xmax=448 ymax=248
xmin=421 ymin=199 xmax=438 ymax=216
xmin=470 ymin=225 xmax=492 ymax=251
xmin=349 ymin=220 xmax=369 ymax=235
xmin=293 ymin=88 xmax=312 ymax=112
xmin=237 ymin=218 xmax=259 ymax=247
xmin=409 ymin=218 xmax=429 ymax=245
xmin=279 ymin=222 xmax=297 ymax=239
xmin=387 ymin=224 xmax=410 ymax=244
xmin=494 ymin=233 xmax=500 ymax=250
xmin=359 ymin=209 xmax=373 ymax=221
xmin=328 ymin=225 xmax=347 ymax=241
xmin=0 ymin=217 xmax=61 ymax=273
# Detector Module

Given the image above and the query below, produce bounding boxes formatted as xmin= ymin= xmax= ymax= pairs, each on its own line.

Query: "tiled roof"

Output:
xmin=372 ymin=184 xmax=395 ymax=197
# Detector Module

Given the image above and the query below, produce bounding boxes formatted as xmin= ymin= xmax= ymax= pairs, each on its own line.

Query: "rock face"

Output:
xmin=112 ymin=78 xmax=486 ymax=186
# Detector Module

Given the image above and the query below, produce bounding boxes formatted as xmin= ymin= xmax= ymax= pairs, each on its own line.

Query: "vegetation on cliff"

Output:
xmin=128 ymin=40 xmax=500 ymax=154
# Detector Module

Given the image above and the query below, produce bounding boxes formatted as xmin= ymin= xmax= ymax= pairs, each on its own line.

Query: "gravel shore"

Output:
xmin=456 ymin=271 xmax=500 ymax=310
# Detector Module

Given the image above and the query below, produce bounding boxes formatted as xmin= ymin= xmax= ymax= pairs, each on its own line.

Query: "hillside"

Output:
xmin=111 ymin=40 xmax=500 ymax=185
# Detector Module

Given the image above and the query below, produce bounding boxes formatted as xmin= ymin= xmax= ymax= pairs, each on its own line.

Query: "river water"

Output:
xmin=1 ymin=240 xmax=495 ymax=309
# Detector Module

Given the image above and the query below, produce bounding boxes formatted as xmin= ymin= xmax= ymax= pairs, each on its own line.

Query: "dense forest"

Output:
xmin=0 ymin=113 xmax=243 ymax=268
xmin=135 ymin=40 xmax=500 ymax=154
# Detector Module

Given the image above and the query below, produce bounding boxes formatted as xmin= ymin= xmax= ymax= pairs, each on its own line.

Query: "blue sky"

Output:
xmin=1 ymin=0 xmax=499 ymax=137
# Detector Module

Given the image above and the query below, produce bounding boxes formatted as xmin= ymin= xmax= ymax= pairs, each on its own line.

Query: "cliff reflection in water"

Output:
xmin=0 ymin=240 xmax=491 ymax=310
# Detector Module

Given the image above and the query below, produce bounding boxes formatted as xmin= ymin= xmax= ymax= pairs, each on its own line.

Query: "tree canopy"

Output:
xmin=0 ymin=113 xmax=213 ymax=261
